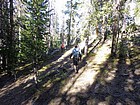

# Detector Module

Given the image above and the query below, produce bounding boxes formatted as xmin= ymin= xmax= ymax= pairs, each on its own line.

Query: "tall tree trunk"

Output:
xmin=7 ymin=0 xmax=15 ymax=78
xmin=115 ymin=26 xmax=120 ymax=54
xmin=67 ymin=0 xmax=72 ymax=46
xmin=1 ymin=0 xmax=9 ymax=73
xmin=5 ymin=0 xmax=11 ymax=75
xmin=33 ymin=56 xmax=38 ymax=88
xmin=0 ymin=0 xmax=3 ymax=72
xmin=111 ymin=22 xmax=117 ymax=57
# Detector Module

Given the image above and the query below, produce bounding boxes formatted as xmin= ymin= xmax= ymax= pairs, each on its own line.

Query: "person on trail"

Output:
xmin=61 ymin=42 xmax=65 ymax=52
xmin=70 ymin=45 xmax=82 ymax=73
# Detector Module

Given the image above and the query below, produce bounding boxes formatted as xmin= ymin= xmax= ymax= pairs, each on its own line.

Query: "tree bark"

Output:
xmin=67 ymin=0 xmax=72 ymax=46
xmin=111 ymin=22 xmax=117 ymax=57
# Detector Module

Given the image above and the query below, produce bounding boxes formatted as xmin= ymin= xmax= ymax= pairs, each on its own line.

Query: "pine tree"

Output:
xmin=21 ymin=0 xmax=51 ymax=86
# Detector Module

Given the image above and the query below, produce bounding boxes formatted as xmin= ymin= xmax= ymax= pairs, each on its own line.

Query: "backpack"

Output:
xmin=73 ymin=48 xmax=80 ymax=58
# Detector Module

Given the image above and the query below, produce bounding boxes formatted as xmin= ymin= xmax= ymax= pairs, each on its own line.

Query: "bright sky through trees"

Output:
xmin=55 ymin=0 xmax=67 ymax=22
xmin=54 ymin=0 xmax=67 ymax=32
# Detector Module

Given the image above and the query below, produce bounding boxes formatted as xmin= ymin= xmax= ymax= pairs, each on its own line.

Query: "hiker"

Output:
xmin=61 ymin=42 xmax=65 ymax=52
xmin=70 ymin=45 xmax=82 ymax=73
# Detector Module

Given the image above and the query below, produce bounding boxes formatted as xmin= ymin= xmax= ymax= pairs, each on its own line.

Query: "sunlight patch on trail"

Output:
xmin=60 ymin=40 xmax=112 ymax=95
xmin=38 ymin=49 xmax=73 ymax=73
xmin=39 ymin=35 xmax=97 ymax=73
xmin=0 ymin=74 xmax=34 ymax=98
xmin=58 ymin=49 xmax=73 ymax=62
xmin=58 ymin=35 xmax=96 ymax=62
xmin=89 ymin=40 xmax=111 ymax=65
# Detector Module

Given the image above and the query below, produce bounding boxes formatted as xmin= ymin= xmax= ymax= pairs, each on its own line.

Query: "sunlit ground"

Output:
xmin=14 ymin=63 xmax=32 ymax=72
xmin=1 ymin=32 xmax=139 ymax=105
xmin=0 ymin=35 xmax=97 ymax=103
xmin=38 ymin=48 xmax=73 ymax=73
xmin=38 ymin=35 xmax=97 ymax=73
xmin=0 ymin=74 xmax=34 ymax=98
xmin=49 ymin=40 xmax=112 ymax=105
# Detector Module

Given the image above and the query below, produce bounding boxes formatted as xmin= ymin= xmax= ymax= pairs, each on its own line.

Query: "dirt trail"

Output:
xmin=37 ymin=33 xmax=140 ymax=105
xmin=0 ymin=32 xmax=140 ymax=105
xmin=0 ymin=35 xmax=99 ymax=105
xmin=45 ymin=40 xmax=112 ymax=105
xmin=61 ymin=41 xmax=111 ymax=94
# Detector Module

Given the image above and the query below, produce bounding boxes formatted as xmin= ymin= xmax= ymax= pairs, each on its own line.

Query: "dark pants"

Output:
xmin=73 ymin=57 xmax=79 ymax=66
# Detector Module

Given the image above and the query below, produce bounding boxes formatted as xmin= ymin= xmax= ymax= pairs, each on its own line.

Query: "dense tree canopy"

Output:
xmin=0 ymin=0 xmax=140 ymax=105
xmin=0 ymin=0 xmax=139 ymax=82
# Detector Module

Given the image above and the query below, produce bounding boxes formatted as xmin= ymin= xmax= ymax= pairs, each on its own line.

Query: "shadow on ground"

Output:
xmin=51 ymin=33 xmax=140 ymax=105
xmin=33 ymin=33 xmax=140 ymax=105
xmin=33 ymin=38 xmax=102 ymax=105
xmin=1 ymin=33 xmax=139 ymax=105
xmin=0 ymin=38 xmax=102 ymax=105
xmin=0 ymin=50 xmax=64 ymax=89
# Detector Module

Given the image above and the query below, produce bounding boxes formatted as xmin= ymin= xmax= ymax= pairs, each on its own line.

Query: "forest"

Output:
xmin=0 ymin=0 xmax=140 ymax=105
